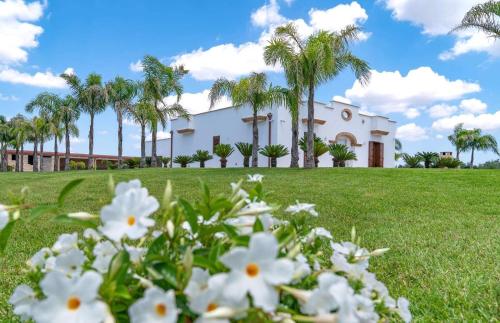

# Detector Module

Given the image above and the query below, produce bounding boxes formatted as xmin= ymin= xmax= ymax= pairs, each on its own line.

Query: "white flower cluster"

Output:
xmin=8 ymin=176 xmax=411 ymax=323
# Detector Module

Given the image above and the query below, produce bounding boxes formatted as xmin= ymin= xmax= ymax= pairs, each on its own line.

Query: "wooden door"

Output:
xmin=369 ymin=141 xmax=384 ymax=167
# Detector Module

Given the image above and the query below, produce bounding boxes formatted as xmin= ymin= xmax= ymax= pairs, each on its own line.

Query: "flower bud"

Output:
xmin=370 ymin=248 xmax=390 ymax=256
xmin=67 ymin=212 xmax=96 ymax=220
xmin=166 ymin=220 xmax=175 ymax=238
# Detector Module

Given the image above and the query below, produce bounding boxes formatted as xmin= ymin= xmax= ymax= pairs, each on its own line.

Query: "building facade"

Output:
xmin=146 ymin=100 xmax=397 ymax=168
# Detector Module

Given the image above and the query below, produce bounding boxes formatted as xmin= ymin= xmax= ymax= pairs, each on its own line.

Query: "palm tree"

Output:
xmin=106 ymin=76 xmax=137 ymax=168
xmin=266 ymin=22 xmax=370 ymax=168
xmin=452 ymin=1 xmax=500 ymax=38
xmin=59 ymin=95 xmax=80 ymax=171
xmin=235 ymin=142 xmax=253 ymax=167
xmin=214 ymin=144 xmax=234 ymax=168
xmin=395 ymin=138 xmax=402 ymax=152
xmin=209 ymin=72 xmax=285 ymax=167
xmin=192 ymin=150 xmax=212 ymax=168
xmin=61 ymin=73 xmax=108 ymax=170
xmin=402 ymin=154 xmax=423 ymax=168
xmin=299 ymin=135 xmax=329 ymax=167
xmin=9 ymin=115 xmax=31 ymax=172
xmin=127 ymin=98 xmax=156 ymax=168
xmin=448 ymin=123 xmax=469 ymax=160
xmin=259 ymin=144 xmax=289 ymax=167
xmin=0 ymin=115 xmax=12 ymax=172
xmin=464 ymin=128 xmax=499 ymax=168
xmin=142 ymin=55 xmax=189 ymax=167
xmin=174 ymin=155 xmax=193 ymax=168
xmin=417 ymin=151 xmax=439 ymax=168
xmin=329 ymin=143 xmax=357 ymax=167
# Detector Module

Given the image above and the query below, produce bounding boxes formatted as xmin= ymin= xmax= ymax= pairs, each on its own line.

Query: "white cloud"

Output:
xmin=432 ymin=111 xmax=500 ymax=131
xmin=123 ymin=118 xmax=139 ymax=127
xmin=0 ymin=67 xmax=69 ymax=88
xmin=98 ymin=130 xmax=108 ymax=135
xmin=251 ymin=0 xmax=286 ymax=27
xmin=345 ymin=66 xmax=481 ymax=116
xmin=63 ymin=67 xmax=75 ymax=76
xmin=428 ymin=103 xmax=458 ymax=118
xmin=172 ymin=1 xmax=369 ymax=81
xmin=436 ymin=134 xmax=444 ymax=139
xmin=404 ymin=108 xmax=420 ymax=119
xmin=381 ymin=0 xmax=498 ymax=59
xmin=0 ymin=92 xmax=18 ymax=101
xmin=0 ymin=0 xmax=45 ymax=65
xmin=459 ymin=98 xmax=487 ymax=114
xmin=129 ymin=60 xmax=143 ymax=72
xmin=164 ymin=89 xmax=231 ymax=115
xmin=332 ymin=95 xmax=352 ymax=104
xmin=146 ymin=131 xmax=171 ymax=141
xmin=396 ymin=123 xmax=428 ymax=141
xmin=70 ymin=136 xmax=85 ymax=144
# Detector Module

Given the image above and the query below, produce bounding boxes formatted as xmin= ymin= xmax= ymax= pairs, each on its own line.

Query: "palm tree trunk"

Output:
xmin=0 ymin=145 xmax=6 ymax=172
xmin=88 ymin=113 xmax=94 ymax=170
xmin=20 ymin=144 xmax=24 ymax=172
xmin=117 ymin=109 xmax=123 ymax=168
xmin=15 ymin=147 xmax=20 ymax=172
xmin=305 ymin=79 xmax=315 ymax=169
xmin=456 ymin=148 xmax=460 ymax=160
xmin=65 ymin=124 xmax=70 ymax=171
xmin=40 ymin=137 xmax=44 ymax=172
xmin=151 ymin=127 xmax=158 ymax=167
xmin=53 ymin=135 xmax=59 ymax=172
xmin=290 ymin=112 xmax=299 ymax=168
xmin=33 ymin=137 xmax=39 ymax=172
xmin=251 ymin=109 xmax=259 ymax=167
xmin=140 ymin=124 xmax=146 ymax=168
xmin=470 ymin=147 xmax=475 ymax=168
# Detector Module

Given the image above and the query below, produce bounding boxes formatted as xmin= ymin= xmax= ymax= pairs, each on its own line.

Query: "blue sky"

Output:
xmin=0 ymin=0 xmax=499 ymax=163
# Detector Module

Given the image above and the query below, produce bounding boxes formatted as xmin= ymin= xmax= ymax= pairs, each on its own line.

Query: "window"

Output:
xmin=11 ymin=154 xmax=16 ymax=161
xmin=341 ymin=109 xmax=352 ymax=121
xmin=213 ymin=136 xmax=220 ymax=152
xmin=28 ymin=155 xmax=34 ymax=165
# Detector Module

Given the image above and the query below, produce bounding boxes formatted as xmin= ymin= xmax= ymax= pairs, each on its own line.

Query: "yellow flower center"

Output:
xmin=246 ymin=263 xmax=260 ymax=277
xmin=127 ymin=216 xmax=136 ymax=226
xmin=207 ymin=303 xmax=218 ymax=312
xmin=155 ymin=303 xmax=167 ymax=317
xmin=67 ymin=296 xmax=81 ymax=311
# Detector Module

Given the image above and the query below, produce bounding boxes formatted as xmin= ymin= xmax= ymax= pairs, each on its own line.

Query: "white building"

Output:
xmin=146 ymin=100 xmax=396 ymax=168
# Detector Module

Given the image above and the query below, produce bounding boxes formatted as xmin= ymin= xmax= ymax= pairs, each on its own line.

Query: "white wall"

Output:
xmin=145 ymin=100 xmax=396 ymax=168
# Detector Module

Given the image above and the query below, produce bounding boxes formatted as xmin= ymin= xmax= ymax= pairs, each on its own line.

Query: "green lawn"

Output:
xmin=0 ymin=168 xmax=498 ymax=321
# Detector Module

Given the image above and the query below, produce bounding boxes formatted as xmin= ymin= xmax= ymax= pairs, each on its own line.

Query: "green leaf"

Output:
xmin=253 ymin=217 xmax=264 ymax=233
xmin=29 ymin=205 xmax=59 ymax=221
xmin=178 ymin=199 xmax=199 ymax=234
xmin=58 ymin=178 xmax=85 ymax=206
xmin=0 ymin=221 xmax=16 ymax=255
xmin=53 ymin=214 xmax=98 ymax=228
xmin=107 ymin=250 xmax=130 ymax=285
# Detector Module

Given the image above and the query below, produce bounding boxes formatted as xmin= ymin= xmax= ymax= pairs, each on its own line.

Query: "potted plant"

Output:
xmin=214 ymin=144 xmax=234 ymax=168
xmin=299 ymin=135 xmax=329 ymax=167
xmin=173 ymin=155 xmax=193 ymax=168
xmin=235 ymin=142 xmax=253 ymax=167
xmin=259 ymin=144 xmax=289 ymax=167
xmin=328 ymin=143 xmax=357 ymax=167
xmin=192 ymin=150 xmax=213 ymax=168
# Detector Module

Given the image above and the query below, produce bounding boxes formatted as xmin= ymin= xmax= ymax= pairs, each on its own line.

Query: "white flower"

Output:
xmin=230 ymin=182 xmax=249 ymax=199
xmin=125 ymin=244 xmax=146 ymax=264
xmin=396 ymin=297 xmax=411 ymax=323
xmin=330 ymin=242 xmax=369 ymax=276
xmin=292 ymin=254 xmax=311 ymax=282
xmin=115 ymin=179 xmax=142 ymax=195
xmin=83 ymin=228 xmax=102 ymax=241
xmin=92 ymin=241 xmax=118 ymax=273
xmin=52 ymin=232 xmax=78 ymax=254
xmin=237 ymin=200 xmax=272 ymax=216
xmin=32 ymin=271 xmax=107 ymax=323
xmin=27 ymin=247 xmax=52 ymax=270
xmin=350 ymin=295 xmax=379 ymax=322
xmin=247 ymin=174 xmax=264 ymax=183
xmin=0 ymin=204 xmax=9 ymax=230
xmin=220 ymin=232 xmax=294 ymax=312
xmin=302 ymin=273 xmax=348 ymax=315
xmin=9 ymin=284 xmax=37 ymax=321
xmin=225 ymin=214 xmax=280 ymax=236
xmin=285 ymin=202 xmax=318 ymax=217
xmin=307 ymin=227 xmax=333 ymax=240
xmin=54 ymin=249 xmax=86 ymax=277
xmin=186 ymin=269 xmax=247 ymax=322
xmin=129 ymin=286 xmax=178 ymax=323
xmin=100 ymin=187 xmax=159 ymax=241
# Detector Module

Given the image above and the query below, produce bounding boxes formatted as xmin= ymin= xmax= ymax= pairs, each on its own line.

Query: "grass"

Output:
xmin=0 ymin=168 xmax=499 ymax=321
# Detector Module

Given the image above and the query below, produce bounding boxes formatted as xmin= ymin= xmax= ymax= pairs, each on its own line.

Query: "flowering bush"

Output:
xmin=2 ymin=175 xmax=411 ymax=322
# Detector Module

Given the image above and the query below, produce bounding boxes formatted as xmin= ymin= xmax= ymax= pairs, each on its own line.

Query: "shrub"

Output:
xmin=125 ymin=157 xmax=141 ymax=169
xmin=69 ymin=160 xmax=86 ymax=170
xmin=329 ymin=144 xmax=357 ymax=167
xmin=478 ymin=159 xmax=500 ymax=169
xmin=173 ymin=155 xmax=193 ymax=168
xmin=259 ymin=144 xmax=289 ymax=167
xmin=214 ymin=144 xmax=234 ymax=168
xmin=435 ymin=157 xmax=462 ymax=169
xmin=3 ymin=176 xmax=412 ymax=323
xmin=192 ymin=150 xmax=213 ymax=168
xmin=235 ymin=142 xmax=253 ymax=167
xmin=402 ymin=154 xmax=422 ymax=168
xmin=299 ymin=135 xmax=329 ymax=167
xmin=416 ymin=152 xmax=439 ymax=168
xmin=159 ymin=156 xmax=171 ymax=168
